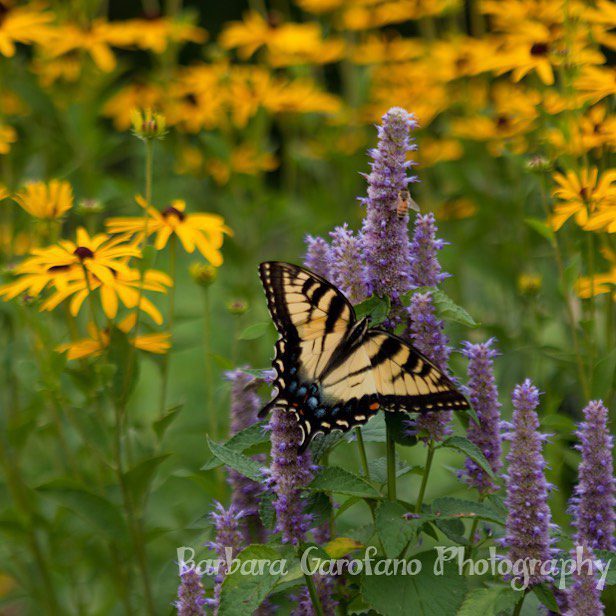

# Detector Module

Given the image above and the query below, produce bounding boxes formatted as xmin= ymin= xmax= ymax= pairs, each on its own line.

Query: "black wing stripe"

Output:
xmin=325 ymin=294 xmax=346 ymax=334
xmin=369 ymin=336 xmax=401 ymax=367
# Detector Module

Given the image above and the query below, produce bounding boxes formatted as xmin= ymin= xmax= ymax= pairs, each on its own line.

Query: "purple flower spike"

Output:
xmin=409 ymin=213 xmax=448 ymax=288
xmin=565 ymin=543 xmax=605 ymax=616
xmin=502 ymin=380 xmax=555 ymax=587
xmin=175 ymin=566 xmax=207 ymax=616
xmin=460 ymin=339 xmax=502 ymax=493
xmin=407 ymin=292 xmax=452 ymax=441
xmin=328 ymin=224 xmax=367 ymax=304
xmin=360 ymin=107 xmax=418 ymax=314
xmin=225 ymin=369 xmax=267 ymax=543
xmin=304 ymin=235 xmax=331 ymax=278
xmin=266 ymin=408 xmax=316 ymax=544
xmin=569 ymin=400 xmax=615 ymax=551
xmin=208 ymin=502 xmax=245 ymax=614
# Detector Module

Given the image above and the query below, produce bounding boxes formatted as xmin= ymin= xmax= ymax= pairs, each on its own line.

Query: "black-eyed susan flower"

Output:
xmin=40 ymin=267 xmax=172 ymax=323
xmin=56 ymin=314 xmax=171 ymax=360
xmin=574 ymin=66 xmax=616 ymax=104
xmin=106 ymin=198 xmax=232 ymax=266
xmin=551 ymin=168 xmax=616 ymax=231
xmin=0 ymin=1 xmax=54 ymax=57
xmin=575 ymin=249 xmax=616 ymax=300
xmin=15 ymin=179 xmax=73 ymax=220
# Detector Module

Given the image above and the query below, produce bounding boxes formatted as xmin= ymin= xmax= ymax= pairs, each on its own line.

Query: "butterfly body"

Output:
xmin=259 ymin=261 xmax=469 ymax=451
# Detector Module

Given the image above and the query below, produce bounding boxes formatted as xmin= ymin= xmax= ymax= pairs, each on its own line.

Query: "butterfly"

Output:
xmin=258 ymin=261 xmax=470 ymax=452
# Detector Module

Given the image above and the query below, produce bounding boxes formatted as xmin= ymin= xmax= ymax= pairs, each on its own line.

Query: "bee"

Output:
xmin=396 ymin=190 xmax=419 ymax=219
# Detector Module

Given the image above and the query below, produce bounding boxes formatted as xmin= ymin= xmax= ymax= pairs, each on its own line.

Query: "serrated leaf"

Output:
xmin=430 ymin=289 xmax=478 ymax=328
xmin=375 ymin=500 xmax=415 ymax=558
xmin=205 ymin=437 xmax=263 ymax=482
xmin=457 ymin=586 xmax=521 ymax=616
xmin=238 ymin=322 xmax=271 ymax=341
xmin=431 ymin=497 xmax=505 ymax=525
xmin=355 ymin=295 xmax=391 ymax=325
xmin=202 ymin=422 xmax=269 ymax=471
xmin=532 ymin=584 xmax=560 ymax=612
xmin=308 ymin=466 xmax=381 ymax=498
xmin=525 ymin=217 xmax=555 ymax=243
xmin=440 ymin=436 xmax=496 ymax=480
xmin=219 ymin=545 xmax=285 ymax=616
xmin=259 ymin=491 xmax=276 ymax=530
xmin=361 ymin=549 xmax=467 ymax=616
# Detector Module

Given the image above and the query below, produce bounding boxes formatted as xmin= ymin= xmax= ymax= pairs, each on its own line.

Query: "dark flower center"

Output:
xmin=48 ymin=264 xmax=72 ymax=272
xmin=579 ymin=187 xmax=589 ymax=201
xmin=496 ymin=115 xmax=511 ymax=129
xmin=73 ymin=246 xmax=95 ymax=260
xmin=0 ymin=4 xmax=9 ymax=25
xmin=162 ymin=206 xmax=185 ymax=221
xmin=530 ymin=42 xmax=549 ymax=57
xmin=184 ymin=93 xmax=198 ymax=106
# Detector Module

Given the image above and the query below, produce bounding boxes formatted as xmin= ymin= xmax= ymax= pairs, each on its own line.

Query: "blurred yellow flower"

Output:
xmin=348 ymin=33 xmax=423 ymax=65
xmin=0 ymin=1 xmax=53 ymax=57
xmin=102 ymin=83 xmax=164 ymax=131
xmin=106 ymin=198 xmax=232 ymax=266
xmin=0 ymin=123 xmax=17 ymax=154
xmin=205 ymin=145 xmax=278 ymax=185
xmin=417 ymin=138 xmax=463 ymax=167
xmin=42 ymin=20 xmax=119 ymax=72
xmin=220 ymin=11 xmax=344 ymax=66
xmin=575 ymin=249 xmax=616 ymax=300
xmin=109 ymin=17 xmax=206 ymax=53
xmin=296 ymin=0 xmax=345 ymax=13
xmin=57 ymin=314 xmax=171 ymax=360
xmin=517 ymin=272 xmax=542 ymax=296
xmin=15 ymin=179 xmax=73 ymax=219
xmin=574 ymin=66 xmax=616 ymax=104
xmin=437 ymin=197 xmax=477 ymax=221
xmin=31 ymin=53 xmax=83 ymax=87
xmin=551 ymin=168 xmax=616 ymax=231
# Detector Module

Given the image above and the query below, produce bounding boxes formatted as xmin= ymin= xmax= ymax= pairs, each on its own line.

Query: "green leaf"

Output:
xmin=532 ymin=584 xmax=560 ymax=612
xmin=202 ymin=422 xmax=269 ymax=470
xmin=435 ymin=517 xmax=468 ymax=545
xmin=238 ymin=322 xmax=272 ymax=341
xmin=361 ymin=549 xmax=467 ymax=616
xmin=259 ymin=491 xmax=276 ymax=530
xmin=457 ymin=586 xmax=521 ymax=616
xmin=219 ymin=545 xmax=285 ymax=616
xmin=37 ymin=480 xmax=127 ymax=541
xmin=525 ymin=217 xmax=555 ymax=243
xmin=205 ymin=437 xmax=263 ymax=482
xmin=402 ymin=287 xmax=478 ymax=328
xmin=308 ymin=466 xmax=381 ymax=498
xmin=593 ymin=550 xmax=616 ymax=586
xmin=310 ymin=431 xmax=345 ymax=462
xmin=592 ymin=349 xmax=616 ymax=401
xmin=351 ymin=414 xmax=385 ymax=442
xmin=124 ymin=454 xmax=171 ymax=510
xmin=355 ymin=295 xmax=391 ymax=325
xmin=431 ymin=497 xmax=505 ymax=525
xmin=375 ymin=500 xmax=415 ymax=558
xmin=440 ymin=436 xmax=497 ymax=480
xmin=153 ymin=404 xmax=183 ymax=440
xmin=108 ymin=326 xmax=139 ymax=406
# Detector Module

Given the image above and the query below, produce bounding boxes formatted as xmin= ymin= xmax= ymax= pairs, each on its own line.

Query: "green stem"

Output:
xmin=355 ymin=427 xmax=370 ymax=478
xmin=512 ymin=590 xmax=527 ymax=616
xmin=203 ymin=287 xmax=215 ymax=438
xmin=158 ymin=236 xmax=176 ymax=416
xmin=386 ymin=422 xmax=396 ymax=501
xmin=415 ymin=443 xmax=435 ymax=513
xmin=586 ymin=231 xmax=596 ymax=390
xmin=303 ymin=570 xmax=325 ymax=616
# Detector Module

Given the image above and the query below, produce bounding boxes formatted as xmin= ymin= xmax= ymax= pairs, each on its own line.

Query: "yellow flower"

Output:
xmin=437 ymin=197 xmax=477 ymax=221
xmin=15 ymin=179 xmax=73 ymax=219
xmin=575 ymin=249 xmax=616 ymax=300
xmin=0 ymin=1 xmax=54 ymax=57
xmin=296 ymin=0 xmax=345 ymax=13
xmin=102 ymin=83 xmax=164 ymax=131
xmin=518 ymin=273 xmax=542 ymax=296
xmin=57 ymin=314 xmax=171 ymax=360
xmin=220 ymin=11 xmax=343 ymax=66
xmin=0 ymin=123 xmax=16 ymax=155
xmin=40 ymin=267 xmax=172 ymax=323
xmin=417 ymin=138 xmax=463 ymax=167
xmin=574 ymin=66 xmax=616 ymax=104
xmin=108 ymin=17 xmax=206 ymax=54
xmin=41 ymin=20 xmax=120 ymax=72
xmin=551 ymin=168 xmax=616 ymax=231
xmin=106 ymin=198 xmax=232 ymax=266
xmin=205 ymin=145 xmax=278 ymax=186
xmin=130 ymin=108 xmax=167 ymax=140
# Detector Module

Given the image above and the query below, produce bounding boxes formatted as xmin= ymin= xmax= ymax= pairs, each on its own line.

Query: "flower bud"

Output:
xmin=525 ymin=155 xmax=551 ymax=174
xmin=130 ymin=108 xmax=167 ymax=141
xmin=226 ymin=299 xmax=248 ymax=315
xmin=518 ymin=273 xmax=542 ymax=296
xmin=189 ymin=262 xmax=217 ymax=287
xmin=76 ymin=199 xmax=104 ymax=216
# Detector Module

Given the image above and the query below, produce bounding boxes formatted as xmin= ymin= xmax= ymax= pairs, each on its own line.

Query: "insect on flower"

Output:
xmin=396 ymin=189 xmax=419 ymax=219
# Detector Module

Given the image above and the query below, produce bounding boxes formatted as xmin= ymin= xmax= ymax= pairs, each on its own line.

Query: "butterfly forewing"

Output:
xmin=258 ymin=262 xmax=469 ymax=451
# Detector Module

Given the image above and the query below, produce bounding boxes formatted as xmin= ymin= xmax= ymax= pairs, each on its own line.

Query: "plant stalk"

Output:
xmin=415 ymin=442 xmax=436 ymax=513
xmin=355 ymin=427 xmax=370 ymax=478
xmin=386 ymin=423 xmax=397 ymax=501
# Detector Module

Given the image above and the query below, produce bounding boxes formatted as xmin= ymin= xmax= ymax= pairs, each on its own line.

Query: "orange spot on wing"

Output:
xmin=369 ymin=402 xmax=380 ymax=411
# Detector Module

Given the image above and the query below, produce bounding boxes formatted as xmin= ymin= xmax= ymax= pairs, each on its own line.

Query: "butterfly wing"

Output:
xmin=362 ymin=329 xmax=469 ymax=413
